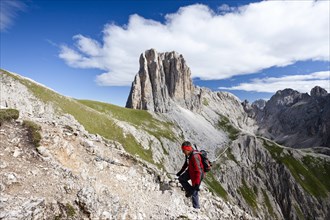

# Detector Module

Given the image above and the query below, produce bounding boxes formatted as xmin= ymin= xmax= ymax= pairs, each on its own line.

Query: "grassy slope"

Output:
xmin=217 ymin=115 xmax=239 ymax=141
xmin=204 ymin=172 xmax=228 ymax=200
xmin=239 ymin=179 xmax=258 ymax=212
xmin=2 ymin=70 xmax=175 ymax=165
xmin=78 ymin=100 xmax=177 ymax=142
xmin=4 ymin=70 xmax=233 ymax=201
xmin=262 ymin=139 xmax=330 ymax=198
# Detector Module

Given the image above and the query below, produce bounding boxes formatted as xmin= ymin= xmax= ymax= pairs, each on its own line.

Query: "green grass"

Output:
xmin=294 ymin=204 xmax=305 ymax=220
xmin=23 ymin=120 xmax=42 ymax=148
xmin=262 ymin=140 xmax=283 ymax=161
xmin=263 ymin=139 xmax=329 ymax=198
xmin=262 ymin=189 xmax=276 ymax=219
xmin=202 ymin=98 xmax=209 ymax=106
xmin=78 ymin=100 xmax=177 ymax=142
xmin=0 ymin=108 xmax=19 ymax=125
xmin=204 ymin=172 xmax=228 ymax=200
xmin=255 ymin=162 xmax=264 ymax=172
xmin=226 ymin=148 xmax=238 ymax=164
xmin=238 ymin=179 xmax=258 ymax=211
xmin=217 ymin=115 xmax=239 ymax=141
xmin=1 ymin=70 xmax=160 ymax=165
xmin=54 ymin=215 xmax=62 ymax=220
xmin=253 ymin=185 xmax=258 ymax=195
xmin=302 ymin=155 xmax=330 ymax=191
xmin=65 ymin=203 xmax=76 ymax=217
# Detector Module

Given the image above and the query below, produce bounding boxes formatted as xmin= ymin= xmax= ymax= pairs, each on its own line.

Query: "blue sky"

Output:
xmin=1 ymin=0 xmax=329 ymax=107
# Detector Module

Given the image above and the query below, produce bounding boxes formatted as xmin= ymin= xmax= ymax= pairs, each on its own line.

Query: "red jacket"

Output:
xmin=178 ymin=150 xmax=204 ymax=186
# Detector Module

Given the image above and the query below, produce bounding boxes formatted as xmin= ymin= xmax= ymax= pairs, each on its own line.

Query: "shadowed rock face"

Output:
xmin=251 ymin=87 xmax=330 ymax=148
xmin=125 ymin=49 xmax=197 ymax=112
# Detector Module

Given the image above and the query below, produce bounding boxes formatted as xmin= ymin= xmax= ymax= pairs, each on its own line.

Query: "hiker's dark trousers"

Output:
xmin=178 ymin=171 xmax=200 ymax=209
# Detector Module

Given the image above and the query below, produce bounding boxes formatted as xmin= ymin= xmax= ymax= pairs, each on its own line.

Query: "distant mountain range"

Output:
xmin=0 ymin=50 xmax=329 ymax=220
xmin=245 ymin=86 xmax=330 ymax=149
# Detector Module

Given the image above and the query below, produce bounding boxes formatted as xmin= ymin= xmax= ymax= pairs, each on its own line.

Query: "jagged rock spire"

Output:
xmin=125 ymin=49 xmax=197 ymax=112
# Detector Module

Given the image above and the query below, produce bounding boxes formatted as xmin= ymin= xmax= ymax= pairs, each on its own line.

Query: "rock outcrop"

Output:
xmin=126 ymin=49 xmax=200 ymax=112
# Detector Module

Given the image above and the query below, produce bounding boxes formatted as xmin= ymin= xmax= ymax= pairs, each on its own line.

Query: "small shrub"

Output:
xmin=217 ymin=115 xmax=239 ymax=141
xmin=54 ymin=215 xmax=62 ymax=220
xmin=0 ymin=108 xmax=19 ymax=125
xmin=66 ymin=203 xmax=75 ymax=217
xmin=202 ymin=98 xmax=209 ymax=106
xmin=23 ymin=120 xmax=41 ymax=148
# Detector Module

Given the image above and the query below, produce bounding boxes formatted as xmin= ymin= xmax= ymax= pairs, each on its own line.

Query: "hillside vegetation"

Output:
xmin=263 ymin=139 xmax=330 ymax=198
xmin=2 ymin=70 xmax=176 ymax=165
xmin=0 ymin=108 xmax=19 ymax=125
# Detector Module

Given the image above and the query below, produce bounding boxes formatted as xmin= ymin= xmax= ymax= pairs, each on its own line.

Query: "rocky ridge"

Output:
xmin=248 ymin=86 xmax=330 ymax=148
xmin=0 ymin=70 xmax=257 ymax=219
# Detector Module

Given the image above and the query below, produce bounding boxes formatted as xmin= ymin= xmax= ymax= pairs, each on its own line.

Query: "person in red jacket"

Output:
xmin=176 ymin=141 xmax=204 ymax=209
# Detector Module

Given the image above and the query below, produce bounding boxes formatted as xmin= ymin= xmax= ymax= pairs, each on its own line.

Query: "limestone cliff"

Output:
xmin=126 ymin=49 xmax=200 ymax=112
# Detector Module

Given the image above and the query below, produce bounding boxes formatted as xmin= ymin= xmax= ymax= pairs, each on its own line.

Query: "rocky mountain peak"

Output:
xmin=271 ymin=88 xmax=306 ymax=107
xmin=248 ymin=86 xmax=330 ymax=148
xmin=126 ymin=49 xmax=198 ymax=112
xmin=311 ymin=86 xmax=328 ymax=97
xmin=251 ymin=99 xmax=267 ymax=110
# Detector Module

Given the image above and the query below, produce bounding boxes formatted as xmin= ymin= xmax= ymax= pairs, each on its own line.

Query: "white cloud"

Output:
xmin=0 ymin=0 xmax=25 ymax=32
xmin=219 ymin=71 xmax=330 ymax=94
xmin=59 ymin=1 xmax=330 ymax=86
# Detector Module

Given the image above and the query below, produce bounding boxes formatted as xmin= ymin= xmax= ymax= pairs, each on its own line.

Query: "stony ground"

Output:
xmin=0 ymin=120 xmax=256 ymax=220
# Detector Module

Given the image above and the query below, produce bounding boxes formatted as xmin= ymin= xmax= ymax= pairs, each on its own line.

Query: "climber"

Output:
xmin=176 ymin=141 xmax=204 ymax=209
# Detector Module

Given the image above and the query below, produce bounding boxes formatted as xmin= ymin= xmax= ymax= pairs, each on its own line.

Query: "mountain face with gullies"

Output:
xmin=1 ymin=49 xmax=329 ymax=220
xmin=247 ymin=86 xmax=330 ymax=149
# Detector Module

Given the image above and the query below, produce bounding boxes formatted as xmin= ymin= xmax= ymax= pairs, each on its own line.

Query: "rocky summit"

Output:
xmin=247 ymin=86 xmax=330 ymax=148
xmin=126 ymin=49 xmax=200 ymax=113
xmin=1 ymin=49 xmax=330 ymax=220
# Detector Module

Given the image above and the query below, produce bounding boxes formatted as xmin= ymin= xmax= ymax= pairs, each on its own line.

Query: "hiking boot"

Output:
xmin=185 ymin=190 xmax=193 ymax=197
xmin=189 ymin=207 xmax=201 ymax=214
